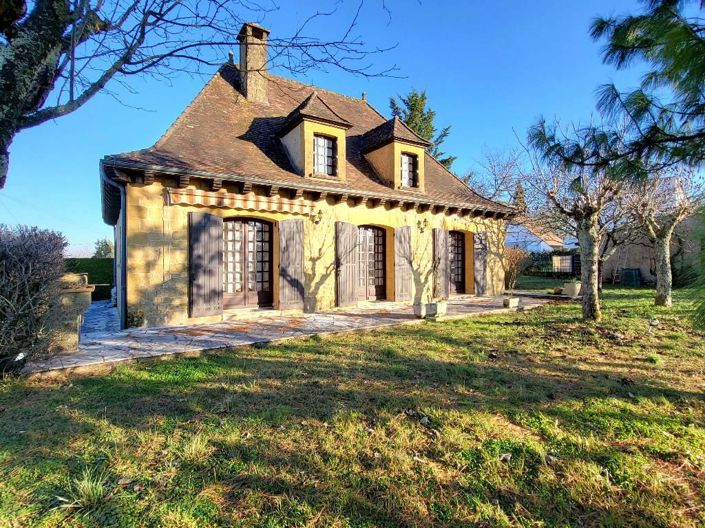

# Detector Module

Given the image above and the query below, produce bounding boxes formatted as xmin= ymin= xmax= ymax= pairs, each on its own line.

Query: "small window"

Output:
xmin=401 ymin=153 xmax=418 ymax=188
xmin=313 ymin=135 xmax=337 ymax=176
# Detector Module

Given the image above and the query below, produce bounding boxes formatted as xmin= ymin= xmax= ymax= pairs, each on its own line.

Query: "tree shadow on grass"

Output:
xmin=1 ymin=315 xmax=704 ymax=526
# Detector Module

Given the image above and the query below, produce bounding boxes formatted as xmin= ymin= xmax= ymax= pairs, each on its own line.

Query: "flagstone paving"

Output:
xmin=25 ymin=296 xmax=550 ymax=375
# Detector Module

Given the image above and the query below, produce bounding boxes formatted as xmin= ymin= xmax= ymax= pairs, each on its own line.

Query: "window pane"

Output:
xmin=401 ymin=153 xmax=417 ymax=187
xmin=314 ymin=135 xmax=336 ymax=175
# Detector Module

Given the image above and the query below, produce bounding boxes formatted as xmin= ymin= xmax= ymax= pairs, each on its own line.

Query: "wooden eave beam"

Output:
xmin=178 ymin=174 xmax=190 ymax=188
xmin=433 ymin=205 xmax=447 ymax=214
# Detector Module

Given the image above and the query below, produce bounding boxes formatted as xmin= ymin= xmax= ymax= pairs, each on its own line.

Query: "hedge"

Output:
xmin=64 ymin=258 xmax=114 ymax=301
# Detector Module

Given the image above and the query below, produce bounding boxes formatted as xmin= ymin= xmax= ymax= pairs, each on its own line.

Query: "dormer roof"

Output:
xmin=361 ymin=116 xmax=431 ymax=153
xmin=280 ymin=91 xmax=352 ymax=135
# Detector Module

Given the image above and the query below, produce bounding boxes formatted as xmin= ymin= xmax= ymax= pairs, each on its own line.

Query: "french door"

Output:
xmin=449 ymin=231 xmax=465 ymax=294
xmin=223 ymin=219 xmax=273 ymax=308
xmin=357 ymin=226 xmax=386 ymax=301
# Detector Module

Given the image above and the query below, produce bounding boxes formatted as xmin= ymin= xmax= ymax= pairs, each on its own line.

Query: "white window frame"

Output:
xmin=400 ymin=153 xmax=418 ymax=188
xmin=313 ymin=134 xmax=336 ymax=176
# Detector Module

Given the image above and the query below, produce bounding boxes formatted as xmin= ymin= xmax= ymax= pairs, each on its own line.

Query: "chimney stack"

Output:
xmin=237 ymin=22 xmax=270 ymax=104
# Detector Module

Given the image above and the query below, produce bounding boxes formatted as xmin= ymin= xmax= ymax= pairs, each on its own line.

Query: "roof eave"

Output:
xmin=102 ymin=156 xmax=512 ymax=217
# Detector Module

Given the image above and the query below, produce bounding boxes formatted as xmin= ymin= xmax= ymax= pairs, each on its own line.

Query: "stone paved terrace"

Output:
xmin=25 ymin=296 xmax=551 ymax=375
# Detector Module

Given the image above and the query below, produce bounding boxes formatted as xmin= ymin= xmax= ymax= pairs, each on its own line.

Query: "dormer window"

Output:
xmin=401 ymin=153 xmax=418 ymax=188
xmin=313 ymin=134 xmax=337 ymax=176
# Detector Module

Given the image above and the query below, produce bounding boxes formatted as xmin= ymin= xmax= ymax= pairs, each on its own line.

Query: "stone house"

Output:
xmin=603 ymin=215 xmax=703 ymax=284
xmin=100 ymin=23 xmax=513 ymax=329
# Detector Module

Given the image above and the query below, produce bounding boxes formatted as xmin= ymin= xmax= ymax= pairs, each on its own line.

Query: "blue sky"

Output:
xmin=0 ymin=0 xmax=644 ymax=255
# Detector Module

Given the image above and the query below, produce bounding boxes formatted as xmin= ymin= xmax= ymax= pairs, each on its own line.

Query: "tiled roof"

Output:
xmin=281 ymin=91 xmax=352 ymax=134
xmin=521 ymin=218 xmax=565 ymax=248
xmin=103 ymin=64 xmax=511 ymax=213
xmin=361 ymin=116 xmax=430 ymax=152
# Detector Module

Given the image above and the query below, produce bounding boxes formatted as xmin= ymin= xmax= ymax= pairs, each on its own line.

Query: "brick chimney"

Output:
xmin=237 ymin=22 xmax=270 ymax=104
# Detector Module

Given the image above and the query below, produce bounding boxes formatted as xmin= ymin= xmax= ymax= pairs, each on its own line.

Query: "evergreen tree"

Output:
xmin=513 ymin=181 xmax=527 ymax=214
xmin=93 ymin=238 xmax=114 ymax=258
xmin=389 ymin=89 xmax=457 ymax=169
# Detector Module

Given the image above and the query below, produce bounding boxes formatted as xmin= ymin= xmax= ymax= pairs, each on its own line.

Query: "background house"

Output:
xmin=505 ymin=221 xmax=565 ymax=253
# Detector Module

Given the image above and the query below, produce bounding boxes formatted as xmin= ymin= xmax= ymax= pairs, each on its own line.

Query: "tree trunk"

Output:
xmin=597 ymin=259 xmax=604 ymax=295
xmin=0 ymin=0 xmax=72 ymax=188
xmin=0 ymin=130 xmax=12 ymax=188
xmin=654 ymin=233 xmax=673 ymax=307
xmin=578 ymin=217 xmax=601 ymax=322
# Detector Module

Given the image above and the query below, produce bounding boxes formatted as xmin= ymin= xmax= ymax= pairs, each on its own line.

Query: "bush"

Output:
xmin=0 ymin=225 xmax=66 ymax=375
xmin=65 ymin=257 xmax=114 ymax=301
xmin=504 ymin=247 xmax=532 ymax=290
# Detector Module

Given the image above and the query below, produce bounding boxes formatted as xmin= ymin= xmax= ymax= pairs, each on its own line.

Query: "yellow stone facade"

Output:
xmin=125 ymin=178 xmax=506 ymax=327
xmin=365 ymin=141 xmax=426 ymax=191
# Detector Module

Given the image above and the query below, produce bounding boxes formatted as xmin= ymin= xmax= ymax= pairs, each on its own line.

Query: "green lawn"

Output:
xmin=1 ymin=290 xmax=705 ymax=527
xmin=515 ymin=275 xmax=565 ymax=291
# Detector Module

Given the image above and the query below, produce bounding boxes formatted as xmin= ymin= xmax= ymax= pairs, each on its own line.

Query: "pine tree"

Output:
xmin=531 ymin=1 xmax=705 ymax=180
xmin=389 ymin=89 xmax=456 ymax=169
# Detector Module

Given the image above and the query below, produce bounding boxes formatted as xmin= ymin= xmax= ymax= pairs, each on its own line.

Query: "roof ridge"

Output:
xmin=265 ymin=72 xmax=370 ymax=106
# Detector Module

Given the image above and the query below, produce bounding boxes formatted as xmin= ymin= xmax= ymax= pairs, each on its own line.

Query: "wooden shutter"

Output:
xmin=336 ymin=221 xmax=358 ymax=306
xmin=279 ymin=219 xmax=305 ymax=310
xmin=412 ymin=155 xmax=419 ymax=187
xmin=394 ymin=226 xmax=412 ymax=302
xmin=188 ymin=212 xmax=223 ymax=317
xmin=433 ymin=228 xmax=450 ymax=300
xmin=474 ymin=232 xmax=488 ymax=295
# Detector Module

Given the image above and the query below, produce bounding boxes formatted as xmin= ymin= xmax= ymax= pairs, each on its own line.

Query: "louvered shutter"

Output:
xmin=336 ymin=221 xmax=358 ymax=306
xmin=474 ymin=232 xmax=488 ymax=295
xmin=188 ymin=212 xmax=223 ymax=317
xmin=279 ymin=219 xmax=305 ymax=310
xmin=433 ymin=228 xmax=450 ymax=300
xmin=394 ymin=226 xmax=412 ymax=302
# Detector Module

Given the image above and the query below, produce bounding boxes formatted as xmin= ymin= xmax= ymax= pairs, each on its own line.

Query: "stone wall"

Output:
xmin=124 ymin=178 xmax=506 ymax=327
xmin=48 ymin=273 xmax=94 ymax=353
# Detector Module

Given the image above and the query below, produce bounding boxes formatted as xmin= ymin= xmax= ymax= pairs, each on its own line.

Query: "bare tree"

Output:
xmin=0 ymin=0 xmax=396 ymax=188
xmin=522 ymin=145 xmax=621 ymax=321
xmin=464 ymin=149 xmax=522 ymax=203
xmin=625 ymin=166 xmax=705 ymax=307
xmin=595 ymin=191 xmax=642 ymax=292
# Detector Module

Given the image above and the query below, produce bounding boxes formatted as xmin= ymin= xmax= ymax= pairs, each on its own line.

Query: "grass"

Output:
xmin=515 ymin=275 xmax=565 ymax=291
xmin=55 ymin=467 xmax=110 ymax=513
xmin=1 ymin=289 xmax=705 ymax=527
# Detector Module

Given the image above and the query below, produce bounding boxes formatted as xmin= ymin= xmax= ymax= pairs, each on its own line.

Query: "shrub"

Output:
xmin=504 ymin=247 xmax=532 ymax=290
xmin=0 ymin=225 xmax=66 ymax=375
xmin=65 ymin=257 xmax=114 ymax=301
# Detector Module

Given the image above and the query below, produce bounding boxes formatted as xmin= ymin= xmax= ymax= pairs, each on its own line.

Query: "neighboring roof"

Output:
xmin=516 ymin=219 xmax=565 ymax=249
xmin=280 ymin=91 xmax=352 ymax=134
xmin=361 ymin=116 xmax=431 ymax=152
xmin=103 ymin=64 xmax=511 ymax=214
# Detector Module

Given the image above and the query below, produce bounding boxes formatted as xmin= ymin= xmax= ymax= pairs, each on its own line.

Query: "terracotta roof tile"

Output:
xmin=362 ymin=116 xmax=430 ymax=152
xmin=281 ymin=91 xmax=352 ymax=133
xmin=103 ymin=65 xmax=510 ymax=213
